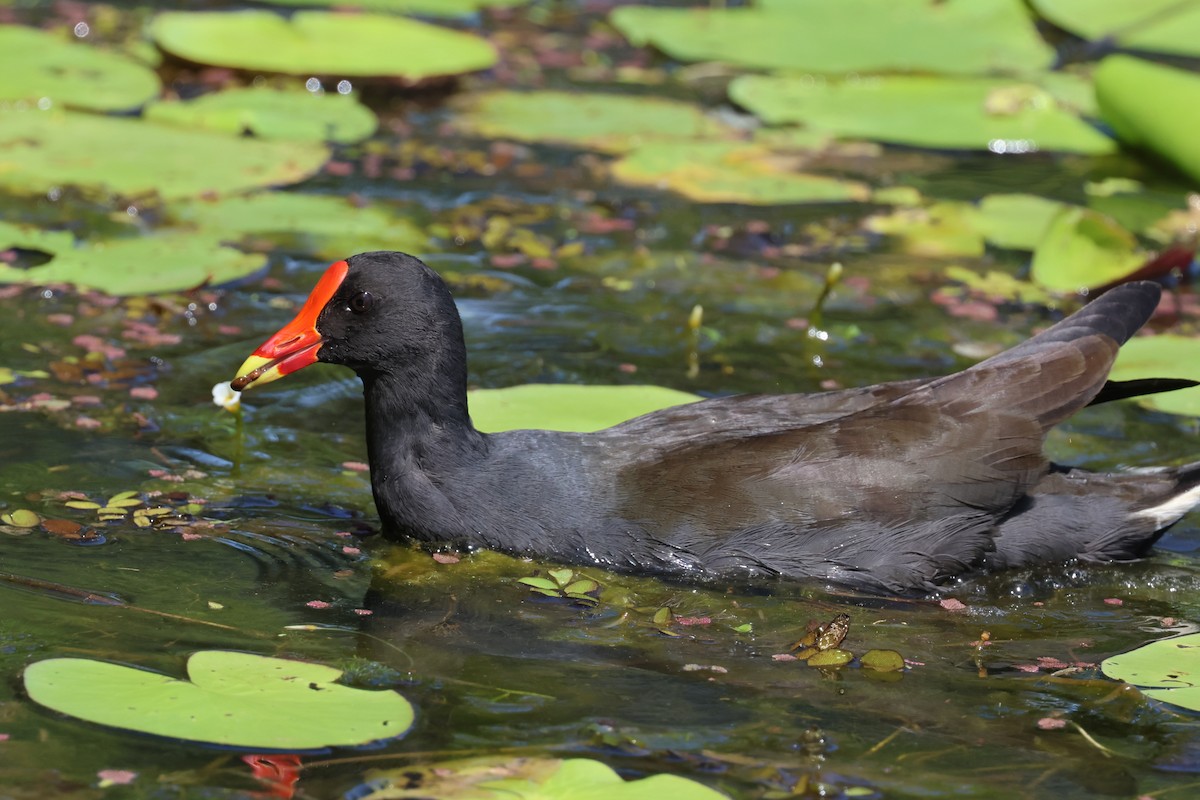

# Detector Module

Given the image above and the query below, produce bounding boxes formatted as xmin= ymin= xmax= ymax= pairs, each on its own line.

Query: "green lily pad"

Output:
xmin=23 ymin=650 xmax=414 ymax=748
xmin=944 ymin=266 xmax=1055 ymax=306
xmin=807 ymin=649 xmax=854 ymax=668
xmin=170 ymin=193 xmax=427 ymax=261
xmin=1095 ymin=56 xmax=1200 ymax=184
xmin=612 ymin=0 xmax=1052 ymax=76
xmin=611 ymin=141 xmax=870 ymax=205
xmin=0 ymin=25 xmax=160 ymax=112
xmin=1033 ymin=0 xmax=1200 ymax=57
xmin=255 ymin=0 xmax=525 ymax=15
xmin=0 ymin=223 xmax=266 ymax=295
xmin=730 ymin=74 xmax=1114 ymax=154
xmin=1101 ymin=633 xmax=1200 ymax=711
xmin=467 ymin=384 xmax=699 ymax=433
xmin=151 ymin=10 xmax=497 ymax=80
xmin=1029 ymin=207 xmax=1144 ymax=291
xmin=145 ymin=87 xmax=378 ymax=144
xmin=976 ymin=193 xmax=1068 ymax=251
xmin=358 ymin=756 xmax=728 ymax=799
xmin=860 ymin=649 xmax=906 ymax=672
xmin=1109 ymin=336 xmax=1200 ymax=417
xmin=863 ymin=202 xmax=985 ymax=257
xmin=0 ymin=110 xmax=328 ymax=200
xmin=453 ymin=91 xmax=735 ymax=154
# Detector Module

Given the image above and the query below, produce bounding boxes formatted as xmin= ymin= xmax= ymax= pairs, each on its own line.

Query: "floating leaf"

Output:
xmin=0 ymin=226 xmax=267 ymax=296
xmin=1029 ymin=207 xmax=1144 ymax=291
xmin=170 ymin=193 xmax=428 ymax=261
xmin=1033 ymin=0 xmax=1200 ymax=57
xmin=146 ymin=87 xmax=378 ymax=144
xmin=564 ymin=579 xmax=598 ymax=595
xmin=467 ymin=384 xmax=698 ymax=434
xmin=255 ymin=0 xmax=525 ymax=15
xmin=0 ymin=110 xmax=328 ymax=200
xmin=611 ymin=141 xmax=869 ymax=205
xmin=23 ymin=650 xmax=414 ymax=749
xmin=975 ymin=193 xmax=1067 ymax=251
xmin=357 ymin=756 xmax=728 ymax=800
xmin=807 ymin=649 xmax=854 ymax=668
xmin=1 ymin=509 xmax=39 ymax=528
xmin=453 ymin=91 xmax=735 ymax=154
xmin=730 ymin=74 xmax=1114 ymax=154
xmin=863 ymin=202 xmax=984 ymax=257
xmin=0 ymin=25 xmax=160 ymax=112
xmin=1109 ymin=336 xmax=1200 ymax=417
xmin=548 ymin=568 xmax=574 ymax=587
xmin=612 ymin=0 xmax=1052 ymax=76
xmin=517 ymin=577 xmax=558 ymax=591
xmin=1101 ymin=633 xmax=1200 ymax=711
xmin=860 ymin=649 xmax=906 ymax=672
xmin=151 ymin=11 xmax=496 ymax=80
xmin=1095 ymin=56 xmax=1200 ymax=184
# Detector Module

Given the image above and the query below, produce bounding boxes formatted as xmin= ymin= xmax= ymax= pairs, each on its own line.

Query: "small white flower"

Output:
xmin=211 ymin=381 xmax=241 ymax=413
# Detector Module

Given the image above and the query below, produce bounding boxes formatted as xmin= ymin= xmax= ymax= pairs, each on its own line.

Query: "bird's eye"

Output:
xmin=349 ymin=291 xmax=374 ymax=314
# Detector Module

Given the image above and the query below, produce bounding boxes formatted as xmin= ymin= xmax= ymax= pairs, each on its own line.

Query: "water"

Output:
xmin=3 ymin=3 xmax=1200 ymax=799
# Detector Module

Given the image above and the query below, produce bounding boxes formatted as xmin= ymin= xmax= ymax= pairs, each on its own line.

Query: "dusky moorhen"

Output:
xmin=231 ymin=252 xmax=1200 ymax=592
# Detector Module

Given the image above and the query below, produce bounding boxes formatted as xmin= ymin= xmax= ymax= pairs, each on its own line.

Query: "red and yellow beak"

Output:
xmin=231 ymin=260 xmax=349 ymax=391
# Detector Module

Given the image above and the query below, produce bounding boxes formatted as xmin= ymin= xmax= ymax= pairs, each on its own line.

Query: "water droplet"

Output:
xmin=337 ymin=80 xmax=352 ymax=95
xmin=37 ymin=97 xmax=52 ymax=111
xmin=305 ymin=77 xmax=322 ymax=93
xmin=73 ymin=22 xmax=89 ymax=38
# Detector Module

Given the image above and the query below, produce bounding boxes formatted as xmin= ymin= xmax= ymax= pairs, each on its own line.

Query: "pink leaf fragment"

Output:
xmin=73 ymin=334 xmax=125 ymax=360
xmin=74 ymin=415 xmax=102 ymax=429
xmin=341 ymin=461 xmax=370 ymax=472
xmin=939 ymin=598 xmax=967 ymax=611
xmin=353 ymin=608 xmax=373 ymax=616
xmin=305 ymin=600 xmax=332 ymax=609
xmin=676 ymin=616 xmax=712 ymax=626
xmin=129 ymin=386 xmax=158 ymax=400
xmin=97 ymin=770 xmax=137 ymax=787
xmin=0 ymin=733 xmax=9 ymax=742
xmin=1037 ymin=718 xmax=1068 ymax=730
xmin=772 ymin=653 xmax=799 ymax=662
xmin=342 ymin=546 xmax=361 ymax=556
xmin=1104 ymin=598 xmax=1124 ymax=606
xmin=432 ymin=552 xmax=460 ymax=564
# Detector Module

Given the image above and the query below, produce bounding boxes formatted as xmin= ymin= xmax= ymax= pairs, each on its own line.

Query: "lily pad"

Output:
xmin=611 ymin=141 xmax=870 ymax=205
xmin=453 ymin=91 xmax=735 ymax=154
xmin=0 ymin=25 xmax=160 ymax=112
xmin=23 ymin=650 xmax=414 ymax=749
xmin=145 ymin=87 xmax=378 ymax=144
xmin=170 ymin=193 xmax=427 ymax=260
xmin=1095 ymin=56 xmax=1200 ymax=184
xmin=863 ymin=202 xmax=985 ymax=257
xmin=467 ymin=384 xmax=699 ymax=433
xmin=1033 ymin=0 xmax=1200 ymax=57
xmin=1101 ymin=633 xmax=1200 ymax=711
xmin=975 ymin=193 xmax=1068 ymax=251
xmin=730 ymin=74 xmax=1114 ymax=154
xmin=0 ymin=224 xmax=266 ymax=295
xmin=612 ymin=0 xmax=1053 ymax=76
xmin=1029 ymin=207 xmax=1144 ymax=291
xmin=255 ymin=0 xmax=525 ymax=15
xmin=1109 ymin=336 xmax=1200 ymax=417
xmin=357 ymin=756 xmax=728 ymax=799
xmin=151 ymin=10 xmax=497 ymax=80
xmin=0 ymin=110 xmax=328 ymax=200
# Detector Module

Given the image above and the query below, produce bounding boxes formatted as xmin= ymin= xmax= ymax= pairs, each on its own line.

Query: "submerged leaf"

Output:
xmin=1029 ymin=207 xmax=1144 ymax=291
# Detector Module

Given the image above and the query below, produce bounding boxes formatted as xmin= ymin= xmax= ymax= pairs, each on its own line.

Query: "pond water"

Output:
xmin=3 ymin=2 xmax=1200 ymax=799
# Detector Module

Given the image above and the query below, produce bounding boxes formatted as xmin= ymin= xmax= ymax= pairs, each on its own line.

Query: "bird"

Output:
xmin=231 ymin=251 xmax=1200 ymax=593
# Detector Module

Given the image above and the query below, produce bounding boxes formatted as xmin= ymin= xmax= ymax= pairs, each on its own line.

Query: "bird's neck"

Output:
xmin=359 ymin=366 xmax=489 ymax=540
